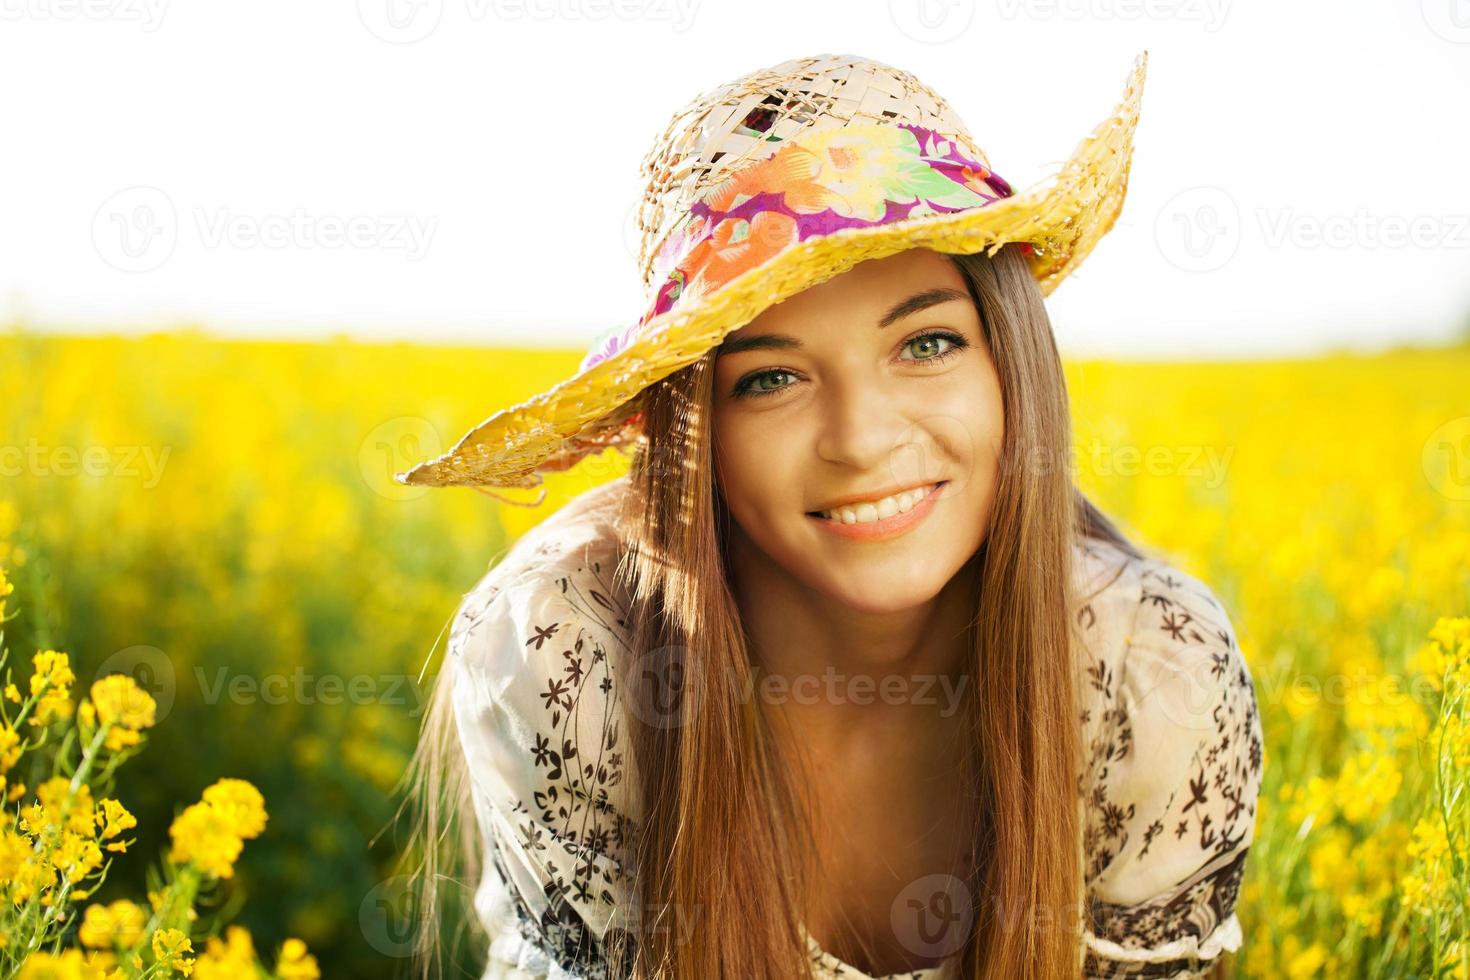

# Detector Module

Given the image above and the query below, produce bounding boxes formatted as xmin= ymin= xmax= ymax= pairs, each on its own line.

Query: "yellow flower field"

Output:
xmin=0 ymin=327 xmax=1465 ymax=976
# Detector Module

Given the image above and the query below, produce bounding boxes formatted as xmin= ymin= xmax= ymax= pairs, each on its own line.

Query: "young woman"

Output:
xmin=399 ymin=53 xmax=1263 ymax=980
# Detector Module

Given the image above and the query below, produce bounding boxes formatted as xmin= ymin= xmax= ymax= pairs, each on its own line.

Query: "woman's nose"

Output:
xmin=812 ymin=377 xmax=915 ymax=473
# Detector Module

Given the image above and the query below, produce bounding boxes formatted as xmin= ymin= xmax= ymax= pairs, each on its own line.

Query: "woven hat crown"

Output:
xmin=634 ymin=53 xmax=989 ymax=294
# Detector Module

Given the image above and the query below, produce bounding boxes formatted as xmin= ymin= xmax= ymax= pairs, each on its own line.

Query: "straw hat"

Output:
xmin=395 ymin=50 xmax=1149 ymax=500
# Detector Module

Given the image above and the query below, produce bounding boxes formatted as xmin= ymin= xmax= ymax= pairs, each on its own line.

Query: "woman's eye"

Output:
xmin=902 ymin=330 xmax=968 ymax=363
xmin=732 ymin=368 xmax=798 ymax=400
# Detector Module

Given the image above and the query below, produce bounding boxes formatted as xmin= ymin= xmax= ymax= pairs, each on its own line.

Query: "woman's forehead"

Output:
xmin=733 ymin=249 xmax=973 ymax=336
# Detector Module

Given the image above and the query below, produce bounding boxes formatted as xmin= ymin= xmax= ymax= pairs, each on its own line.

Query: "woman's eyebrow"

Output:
xmin=715 ymin=287 xmax=970 ymax=358
xmin=876 ymin=286 xmax=970 ymax=328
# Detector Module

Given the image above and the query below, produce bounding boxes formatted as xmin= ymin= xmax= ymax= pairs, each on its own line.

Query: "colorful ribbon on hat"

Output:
xmin=580 ymin=121 xmax=1015 ymax=373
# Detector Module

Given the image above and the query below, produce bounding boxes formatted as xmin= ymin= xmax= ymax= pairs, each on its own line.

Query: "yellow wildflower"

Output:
xmin=0 ymin=827 xmax=30 ymax=879
xmin=28 ymin=649 xmax=75 ymax=728
xmin=1429 ymin=616 xmax=1470 ymax=660
xmin=166 ymin=779 xmax=269 ymax=879
xmin=102 ymin=726 xmax=141 ymax=753
xmin=54 ymin=830 xmax=104 ymax=883
xmin=168 ymin=801 xmax=244 ymax=879
xmin=1286 ymin=941 xmax=1329 ymax=979
xmin=1401 ymin=815 xmax=1452 ymax=915
xmin=17 ymin=947 xmax=111 ymax=979
xmin=1431 ymin=713 xmax=1470 ymax=770
xmin=79 ymin=899 xmax=148 ymax=949
xmin=1412 ymin=616 xmax=1470 ymax=691
xmin=0 ymin=725 xmax=21 ymax=772
xmin=89 ymin=675 xmax=157 ymax=731
xmin=9 ymin=855 xmax=55 ymax=903
xmin=1307 ymin=826 xmax=1354 ymax=892
xmin=30 ymin=649 xmax=74 ymax=695
xmin=96 ymin=798 xmax=137 ymax=852
xmin=1340 ymin=878 xmax=1392 ymax=937
xmin=1335 ymin=750 xmax=1403 ymax=825
xmin=23 ymin=777 xmax=98 ymax=836
xmin=275 ymin=937 xmax=320 ymax=980
xmin=82 ymin=949 xmax=119 ymax=978
xmin=151 ymin=927 xmax=195 ymax=977
xmin=201 ymin=779 xmax=267 ymax=840
xmin=192 ymin=925 xmax=257 ymax=980
xmin=1283 ymin=776 xmax=1337 ymax=831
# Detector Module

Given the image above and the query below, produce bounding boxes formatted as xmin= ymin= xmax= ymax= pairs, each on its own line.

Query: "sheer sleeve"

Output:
xmin=1082 ymin=560 xmax=1266 ymax=979
xmin=447 ymin=525 xmax=639 ymax=979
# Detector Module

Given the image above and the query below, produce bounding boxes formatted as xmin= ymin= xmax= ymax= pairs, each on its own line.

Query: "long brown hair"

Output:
xmin=399 ymin=242 xmax=1142 ymax=979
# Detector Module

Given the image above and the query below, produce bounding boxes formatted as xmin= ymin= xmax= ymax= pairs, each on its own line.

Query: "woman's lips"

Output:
xmin=806 ymin=481 xmax=947 ymax=541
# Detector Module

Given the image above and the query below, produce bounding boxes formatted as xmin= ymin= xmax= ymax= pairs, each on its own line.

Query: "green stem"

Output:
xmin=68 ymin=723 xmax=110 ymax=795
xmin=9 ymin=684 xmax=46 ymax=731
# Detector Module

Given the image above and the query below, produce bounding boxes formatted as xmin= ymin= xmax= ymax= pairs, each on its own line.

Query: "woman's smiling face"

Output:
xmin=711 ymin=247 xmax=1004 ymax=615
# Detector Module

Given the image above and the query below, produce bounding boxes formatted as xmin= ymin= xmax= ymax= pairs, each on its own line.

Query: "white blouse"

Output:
xmin=446 ymin=477 xmax=1264 ymax=980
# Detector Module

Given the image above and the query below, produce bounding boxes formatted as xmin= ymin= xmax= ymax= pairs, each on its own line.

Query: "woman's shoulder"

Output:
xmin=444 ymin=473 xmax=638 ymax=813
xmin=1071 ymin=535 xmax=1260 ymax=794
xmin=455 ymin=476 xmax=629 ymax=615
xmin=445 ymin=477 xmax=641 ymax=965
xmin=449 ymin=477 xmax=633 ymax=675
xmin=1071 ymin=536 xmax=1265 ymax=973
xmin=1071 ymin=534 xmax=1245 ymax=677
xmin=446 ymin=476 xmax=636 ymax=768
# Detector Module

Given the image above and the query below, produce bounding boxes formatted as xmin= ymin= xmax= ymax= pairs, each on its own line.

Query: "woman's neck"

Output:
xmin=725 ymin=528 xmax=977 ymax=747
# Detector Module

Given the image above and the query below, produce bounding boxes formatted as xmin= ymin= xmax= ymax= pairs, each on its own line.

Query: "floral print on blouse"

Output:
xmin=445 ymin=477 xmax=1265 ymax=980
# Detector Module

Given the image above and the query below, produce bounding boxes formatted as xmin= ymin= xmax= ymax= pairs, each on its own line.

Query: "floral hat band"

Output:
xmin=581 ymin=121 xmax=1019 ymax=373
xmin=395 ymin=50 xmax=1150 ymax=498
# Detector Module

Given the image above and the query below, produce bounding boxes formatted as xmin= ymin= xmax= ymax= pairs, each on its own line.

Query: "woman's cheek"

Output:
xmin=920 ymin=371 xmax=1003 ymax=503
xmin=715 ymin=409 xmax=802 ymax=510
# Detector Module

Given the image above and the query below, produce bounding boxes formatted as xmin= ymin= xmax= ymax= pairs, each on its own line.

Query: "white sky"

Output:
xmin=2 ymin=0 xmax=1467 ymax=359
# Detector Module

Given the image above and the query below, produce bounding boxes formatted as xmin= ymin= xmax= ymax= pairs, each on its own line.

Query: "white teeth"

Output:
xmin=819 ymin=484 xmax=937 ymax=525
